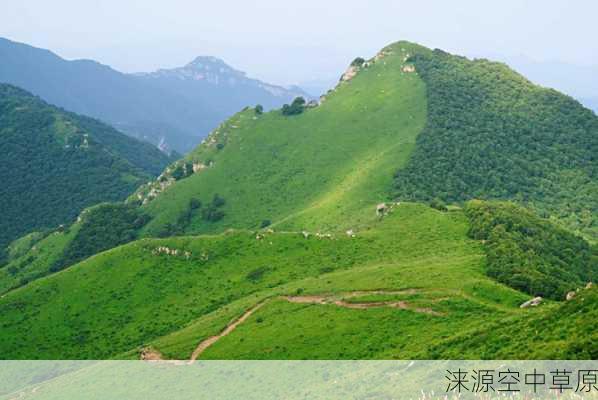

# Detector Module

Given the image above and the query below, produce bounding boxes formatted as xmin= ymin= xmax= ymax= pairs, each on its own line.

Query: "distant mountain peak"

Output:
xmin=140 ymin=56 xmax=247 ymax=84
xmin=186 ymin=55 xmax=230 ymax=69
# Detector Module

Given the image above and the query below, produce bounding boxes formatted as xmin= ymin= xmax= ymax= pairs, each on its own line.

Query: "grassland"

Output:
xmin=0 ymin=203 xmax=535 ymax=359
xmin=3 ymin=203 xmax=579 ymax=361
xmin=0 ymin=224 xmax=80 ymax=294
xmin=0 ymin=41 xmax=595 ymax=362
xmin=139 ymin=42 xmax=428 ymax=237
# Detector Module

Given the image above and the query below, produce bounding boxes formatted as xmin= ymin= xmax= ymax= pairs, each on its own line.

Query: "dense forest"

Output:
xmin=393 ymin=49 xmax=598 ymax=240
xmin=0 ymin=84 xmax=171 ymax=260
xmin=465 ymin=200 xmax=596 ymax=300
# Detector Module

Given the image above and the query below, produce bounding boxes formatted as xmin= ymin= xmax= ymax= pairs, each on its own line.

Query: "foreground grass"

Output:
xmin=0 ymin=204 xmax=493 ymax=359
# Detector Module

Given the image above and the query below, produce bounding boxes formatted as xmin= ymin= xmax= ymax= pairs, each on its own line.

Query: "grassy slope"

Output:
xmin=0 ymin=224 xmax=81 ymax=294
xmin=0 ymin=42 xmax=425 ymax=296
xmin=140 ymin=42 xmax=427 ymax=236
xmin=1 ymin=41 xmax=595 ymax=362
xmin=424 ymin=287 xmax=597 ymax=359
xmin=0 ymin=203 xmax=533 ymax=360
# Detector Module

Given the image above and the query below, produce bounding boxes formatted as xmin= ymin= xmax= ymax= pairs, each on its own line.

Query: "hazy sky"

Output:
xmin=2 ymin=1 xmax=597 ymax=87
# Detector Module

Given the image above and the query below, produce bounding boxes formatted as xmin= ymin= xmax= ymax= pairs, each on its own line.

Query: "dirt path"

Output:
xmin=189 ymin=300 xmax=268 ymax=361
xmin=185 ymin=290 xmax=442 ymax=361
xmin=286 ymin=291 xmax=443 ymax=316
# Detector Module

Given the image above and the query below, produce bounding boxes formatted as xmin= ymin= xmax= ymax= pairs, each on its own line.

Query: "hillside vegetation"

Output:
xmin=465 ymin=200 xmax=596 ymax=300
xmin=0 ymin=203 xmax=151 ymax=294
xmin=1 ymin=203 xmax=593 ymax=360
xmin=137 ymin=42 xmax=428 ymax=237
xmin=0 ymin=204 xmax=522 ymax=359
xmin=0 ymin=84 xmax=172 ymax=260
xmin=0 ymin=37 xmax=307 ymax=152
xmin=1 ymin=41 xmax=596 ymax=361
xmin=393 ymin=48 xmax=598 ymax=240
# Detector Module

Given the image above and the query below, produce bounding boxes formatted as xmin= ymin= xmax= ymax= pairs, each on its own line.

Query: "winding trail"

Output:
xmin=285 ymin=290 xmax=442 ymax=315
xmin=189 ymin=300 xmax=269 ymax=362
xmin=187 ymin=289 xmax=444 ymax=360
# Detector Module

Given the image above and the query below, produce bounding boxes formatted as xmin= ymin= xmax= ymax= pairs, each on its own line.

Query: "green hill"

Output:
xmin=0 ymin=204 xmax=524 ymax=359
xmin=0 ymin=41 xmax=596 ymax=360
xmin=393 ymin=48 xmax=598 ymax=239
xmin=0 ymin=202 xmax=594 ymax=360
xmin=134 ymin=41 xmax=597 ymax=243
xmin=0 ymin=84 xmax=173 ymax=262
xmin=137 ymin=42 xmax=428 ymax=237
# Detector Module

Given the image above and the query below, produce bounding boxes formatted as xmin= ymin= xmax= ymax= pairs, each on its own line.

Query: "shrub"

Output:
xmin=350 ymin=57 xmax=365 ymax=67
xmin=246 ymin=266 xmax=269 ymax=282
xmin=202 ymin=208 xmax=225 ymax=222
xmin=171 ymin=165 xmax=186 ymax=180
xmin=189 ymin=198 xmax=202 ymax=210
xmin=429 ymin=198 xmax=448 ymax=211
xmin=198 ymin=194 xmax=226 ymax=223
xmin=211 ymin=194 xmax=226 ymax=208
xmin=282 ymin=97 xmax=306 ymax=116
xmin=255 ymin=104 xmax=264 ymax=115
xmin=260 ymin=220 xmax=272 ymax=228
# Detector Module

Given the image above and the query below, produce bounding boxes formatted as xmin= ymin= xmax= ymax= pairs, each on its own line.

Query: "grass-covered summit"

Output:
xmin=132 ymin=40 xmax=597 ymax=243
xmin=136 ymin=41 xmax=428 ymax=237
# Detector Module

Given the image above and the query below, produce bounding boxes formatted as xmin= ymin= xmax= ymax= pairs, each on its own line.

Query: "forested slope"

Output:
xmin=0 ymin=84 xmax=172 ymax=258
xmin=393 ymin=48 xmax=598 ymax=240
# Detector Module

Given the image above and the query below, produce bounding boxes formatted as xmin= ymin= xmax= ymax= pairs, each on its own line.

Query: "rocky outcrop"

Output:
xmin=340 ymin=66 xmax=359 ymax=82
xmin=153 ymin=246 xmax=191 ymax=259
xmin=520 ymin=296 xmax=543 ymax=308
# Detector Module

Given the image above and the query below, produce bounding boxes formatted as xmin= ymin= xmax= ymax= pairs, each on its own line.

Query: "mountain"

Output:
xmin=0 ymin=37 xmax=308 ymax=153
xmin=392 ymin=48 xmax=598 ymax=240
xmin=0 ymin=41 xmax=596 ymax=360
xmin=0 ymin=84 xmax=172 ymax=263
xmin=136 ymin=44 xmax=597 ymax=242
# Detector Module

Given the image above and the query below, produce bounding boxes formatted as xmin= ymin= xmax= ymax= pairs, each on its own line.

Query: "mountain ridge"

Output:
xmin=1 ymin=40 xmax=596 ymax=361
xmin=0 ymin=37 xmax=308 ymax=153
xmin=0 ymin=83 xmax=171 ymax=262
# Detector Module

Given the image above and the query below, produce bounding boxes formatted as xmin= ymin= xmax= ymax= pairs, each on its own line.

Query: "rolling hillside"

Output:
xmin=0 ymin=202 xmax=594 ymax=360
xmin=0 ymin=84 xmax=171 ymax=264
xmin=0 ymin=37 xmax=307 ymax=153
xmin=0 ymin=41 xmax=595 ymax=360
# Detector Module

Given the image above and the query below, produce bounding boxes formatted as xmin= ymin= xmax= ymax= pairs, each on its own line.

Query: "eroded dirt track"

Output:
xmin=189 ymin=300 xmax=268 ymax=361
xmin=285 ymin=290 xmax=442 ymax=315
xmin=186 ymin=289 xmax=443 ymax=360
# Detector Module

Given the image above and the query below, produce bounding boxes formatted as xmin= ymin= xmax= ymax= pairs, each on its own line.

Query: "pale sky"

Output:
xmin=2 ymin=0 xmax=597 ymax=89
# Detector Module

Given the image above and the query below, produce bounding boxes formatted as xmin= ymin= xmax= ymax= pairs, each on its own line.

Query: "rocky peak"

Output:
xmin=143 ymin=56 xmax=246 ymax=84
